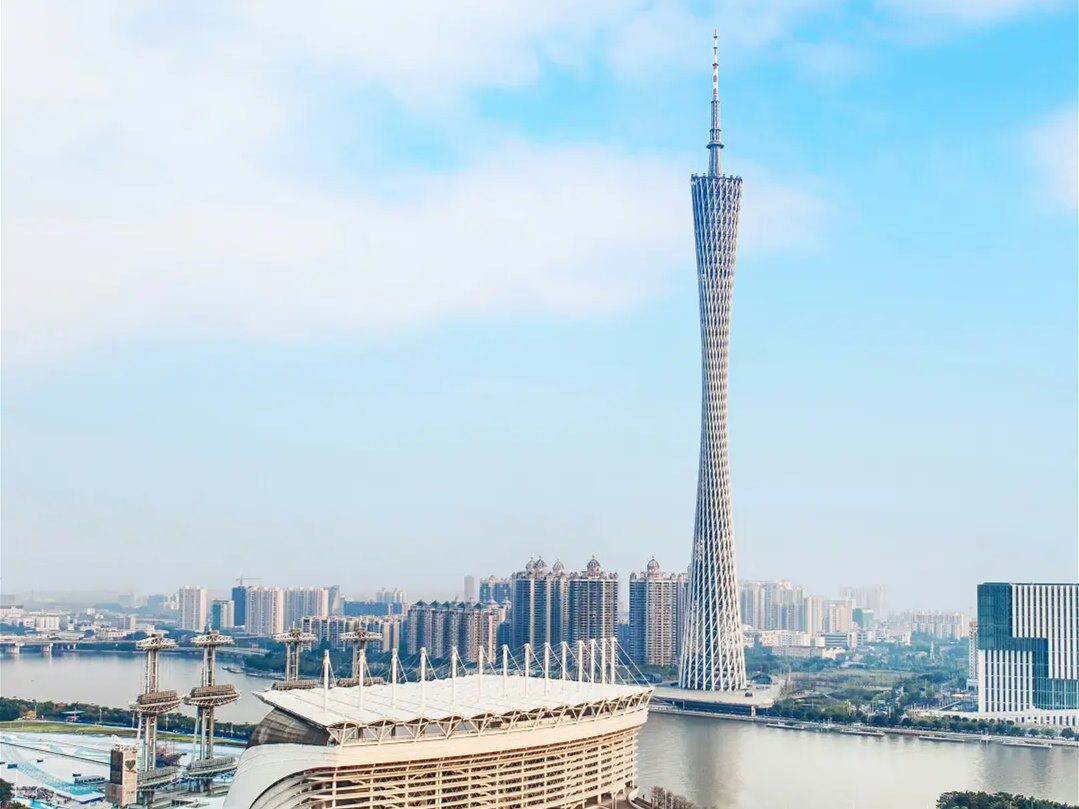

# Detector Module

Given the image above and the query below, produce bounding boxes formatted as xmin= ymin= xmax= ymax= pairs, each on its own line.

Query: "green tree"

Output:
xmin=937 ymin=791 xmax=1078 ymax=809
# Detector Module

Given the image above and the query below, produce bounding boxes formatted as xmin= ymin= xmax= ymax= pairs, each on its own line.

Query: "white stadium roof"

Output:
xmin=256 ymin=674 xmax=651 ymax=730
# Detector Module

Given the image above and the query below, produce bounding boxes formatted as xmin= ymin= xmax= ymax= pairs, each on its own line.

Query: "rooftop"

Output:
xmin=256 ymin=673 xmax=651 ymax=732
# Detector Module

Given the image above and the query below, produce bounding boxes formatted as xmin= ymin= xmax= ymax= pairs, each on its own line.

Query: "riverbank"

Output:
xmin=0 ymin=719 xmax=244 ymax=744
xmin=649 ymin=703 xmax=1079 ymax=748
xmin=1 ymin=669 xmax=1074 ymax=809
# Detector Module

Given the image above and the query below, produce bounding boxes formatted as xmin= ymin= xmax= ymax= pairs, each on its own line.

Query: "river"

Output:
xmin=2 ymin=653 xmax=1076 ymax=807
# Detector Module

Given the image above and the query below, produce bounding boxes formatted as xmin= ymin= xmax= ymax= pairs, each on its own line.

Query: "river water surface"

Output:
xmin=2 ymin=653 xmax=1077 ymax=807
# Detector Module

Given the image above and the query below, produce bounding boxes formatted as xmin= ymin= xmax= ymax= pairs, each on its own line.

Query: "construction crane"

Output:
xmin=234 ymin=575 xmax=263 ymax=587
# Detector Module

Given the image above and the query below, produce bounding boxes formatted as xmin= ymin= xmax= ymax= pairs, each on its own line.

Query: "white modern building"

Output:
xmin=246 ymin=587 xmax=285 ymax=637
xmin=177 ymin=586 xmax=208 ymax=632
xmin=283 ymin=587 xmax=329 ymax=630
xmin=977 ymin=582 xmax=1079 ymax=726
xmin=223 ymin=642 xmax=652 ymax=808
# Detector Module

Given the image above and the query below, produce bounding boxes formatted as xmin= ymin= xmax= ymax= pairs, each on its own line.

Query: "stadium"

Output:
xmin=224 ymin=647 xmax=653 ymax=808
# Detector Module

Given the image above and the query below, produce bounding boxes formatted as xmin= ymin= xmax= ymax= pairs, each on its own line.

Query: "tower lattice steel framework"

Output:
xmin=679 ymin=33 xmax=748 ymax=692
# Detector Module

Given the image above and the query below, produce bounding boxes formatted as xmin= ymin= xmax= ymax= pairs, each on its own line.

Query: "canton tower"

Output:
xmin=679 ymin=33 xmax=748 ymax=692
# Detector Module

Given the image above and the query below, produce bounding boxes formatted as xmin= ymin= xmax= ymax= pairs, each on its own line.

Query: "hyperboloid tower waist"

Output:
xmin=679 ymin=32 xmax=748 ymax=692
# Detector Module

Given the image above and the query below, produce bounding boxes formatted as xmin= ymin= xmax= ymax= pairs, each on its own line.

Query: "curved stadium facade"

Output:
xmin=224 ymin=669 xmax=652 ymax=808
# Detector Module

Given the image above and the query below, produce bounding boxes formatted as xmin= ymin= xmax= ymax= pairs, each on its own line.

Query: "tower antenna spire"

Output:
xmin=708 ymin=29 xmax=723 ymax=176
xmin=712 ymin=29 xmax=719 ymax=101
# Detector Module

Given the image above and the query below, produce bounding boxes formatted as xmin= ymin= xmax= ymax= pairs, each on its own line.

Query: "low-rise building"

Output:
xmin=821 ymin=631 xmax=858 ymax=649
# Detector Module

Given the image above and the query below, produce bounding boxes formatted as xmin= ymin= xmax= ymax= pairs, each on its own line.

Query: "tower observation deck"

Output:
xmin=679 ymin=32 xmax=748 ymax=692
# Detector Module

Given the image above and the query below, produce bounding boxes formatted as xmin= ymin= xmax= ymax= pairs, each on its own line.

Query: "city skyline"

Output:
xmin=3 ymin=4 xmax=1077 ymax=609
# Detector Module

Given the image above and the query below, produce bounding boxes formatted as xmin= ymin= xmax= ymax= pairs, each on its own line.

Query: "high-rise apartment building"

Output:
xmin=900 ymin=610 xmax=968 ymax=641
xmin=300 ymin=615 xmax=365 ymax=650
xmin=803 ymin=595 xmax=824 ymax=637
xmin=210 ymin=599 xmax=235 ymax=631
xmin=841 ymin=586 xmax=886 ymax=617
xmin=283 ymin=587 xmax=329 ymax=630
xmin=739 ymin=581 xmax=763 ymax=629
xmin=511 ymin=556 xmax=620 ymax=654
xmin=403 ymin=601 xmax=500 ymax=664
xmin=764 ymin=581 xmax=806 ymax=631
xmin=463 ymin=576 xmax=477 ymax=604
xmin=479 ymin=576 xmax=512 ymax=605
xmin=231 ymin=585 xmax=248 ymax=628
xmin=823 ymin=599 xmax=855 ymax=634
xmin=343 ymin=600 xmax=403 ymax=617
xmin=680 ymin=35 xmax=747 ymax=693
xmin=245 ymin=587 xmax=284 ymax=637
xmin=568 ymin=557 xmax=619 ymax=648
xmin=628 ymin=558 xmax=686 ymax=667
xmin=511 ymin=558 xmax=569 ymax=651
xmin=977 ymin=582 xmax=1078 ymax=726
xmin=328 ymin=585 xmax=343 ymax=616
xmin=375 ymin=588 xmax=408 ymax=606
xmin=177 ymin=586 xmax=208 ymax=632
xmin=740 ymin=580 xmax=814 ymax=632
xmin=370 ymin=616 xmax=402 ymax=655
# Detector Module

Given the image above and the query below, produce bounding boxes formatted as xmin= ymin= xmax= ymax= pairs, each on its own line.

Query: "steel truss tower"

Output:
xmin=337 ymin=629 xmax=382 ymax=687
xmin=679 ymin=33 xmax=748 ymax=692
xmin=134 ymin=634 xmax=182 ymax=793
xmin=273 ymin=628 xmax=318 ymax=689
xmin=184 ymin=629 xmax=240 ymax=786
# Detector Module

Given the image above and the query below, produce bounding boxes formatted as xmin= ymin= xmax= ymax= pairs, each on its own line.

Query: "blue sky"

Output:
xmin=2 ymin=1 xmax=1076 ymax=610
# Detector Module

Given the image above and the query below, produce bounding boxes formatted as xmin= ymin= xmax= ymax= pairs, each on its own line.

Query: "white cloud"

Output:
xmin=2 ymin=140 xmax=827 ymax=363
xmin=1 ymin=3 xmax=836 ymax=365
xmin=784 ymin=40 xmax=871 ymax=78
xmin=1027 ymin=105 xmax=1079 ymax=211
xmin=876 ymin=0 xmax=1066 ymax=23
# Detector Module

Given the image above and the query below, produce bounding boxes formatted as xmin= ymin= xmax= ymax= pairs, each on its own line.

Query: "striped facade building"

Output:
xmin=403 ymin=601 xmax=502 ymax=664
xmin=511 ymin=558 xmax=569 ymax=652
xmin=628 ymin=558 xmax=687 ymax=667
xmin=245 ymin=587 xmax=285 ymax=637
xmin=977 ymin=582 xmax=1079 ymax=726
